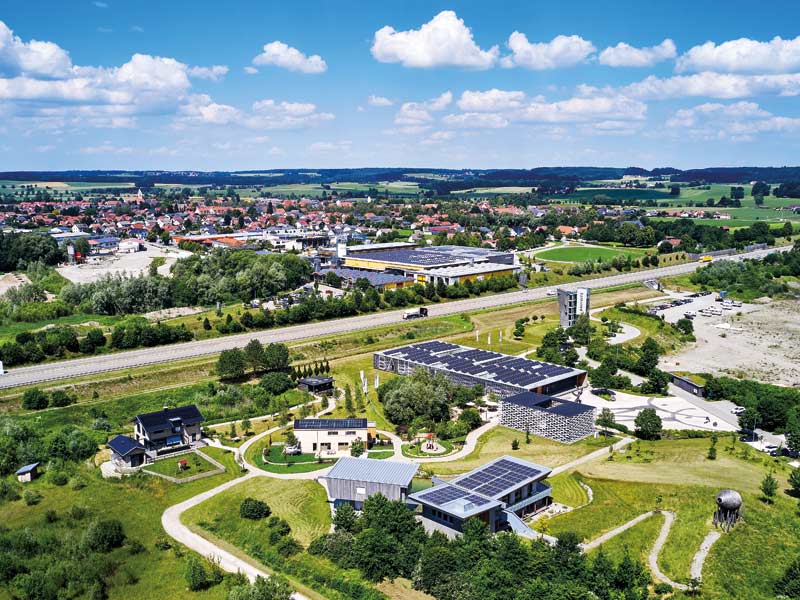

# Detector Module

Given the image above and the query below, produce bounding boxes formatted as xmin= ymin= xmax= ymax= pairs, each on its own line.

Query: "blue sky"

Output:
xmin=2 ymin=0 xmax=800 ymax=170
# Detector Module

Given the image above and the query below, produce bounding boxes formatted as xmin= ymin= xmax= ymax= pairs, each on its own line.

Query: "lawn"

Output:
xmin=429 ymin=426 xmax=616 ymax=476
xmin=143 ymin=451 xmax=219 ymax=479
xmin=366 ymin=449 xmax=394 ymax=459
xmin=546 ymin=437 xmax=800 ymax=598
xmin=246 ymin=439 xmax=335 ymax=474
xmin=595 ymin=306 xmax=689 ymax=352
xmin=535 ymin=245 xmax=650 ymax=263
xmin=0 ymin=450 xmax=244 ymax=600
xmin=183 ymin=476 xmax=331 ymax=546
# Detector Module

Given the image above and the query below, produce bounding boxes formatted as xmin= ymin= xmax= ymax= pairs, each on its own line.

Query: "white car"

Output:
xmin=547 ymin=289 xmax=557 ymax=296
xmin=731 ymin=406 xmax=746 ymax=415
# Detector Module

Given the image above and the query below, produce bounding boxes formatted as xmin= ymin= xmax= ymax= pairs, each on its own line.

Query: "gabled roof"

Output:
xmin=134 ymin=405 xmax=204 ymax=433
xmin=324 ymin=456 xmax=418 ymax=485
xmin=108 ymin=434 xmax=146 ymax=457
xmin=15 ymin=462 xmax=39 ymax=475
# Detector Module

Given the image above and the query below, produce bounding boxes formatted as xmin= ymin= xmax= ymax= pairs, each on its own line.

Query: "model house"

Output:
xmin=133 ymin=405 xmax=204 ymax=451
xmin=297 ymin=376 xmax=335 ymax=394
xmin=320 ymin=456 xmax=419 ymax=508
xmin=410 ymin=455 xmax=552 ymax=538
xmin=293 ymin=418 xmax=375 ymax=457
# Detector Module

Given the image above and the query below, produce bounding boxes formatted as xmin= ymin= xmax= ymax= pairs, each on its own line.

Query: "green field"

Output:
xmin=546 ymin=438 xmax=800 ymax=598
xmin=535 ymin=245 xmax=650 ymax=263
xmin=143 ymin=452 xmax=219 ymax=479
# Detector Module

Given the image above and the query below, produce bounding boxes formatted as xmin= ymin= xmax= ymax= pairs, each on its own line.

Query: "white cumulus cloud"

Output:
xmin=308 ymin=140 xmax=351 ymax=153
xmin=371 ymin=11 xmax=498 ymax=69
xmin=394 ymin=91 xmax=452 ymax=128
xmin=442 ymin=112 xmax=509 ymax=129
xmin=623 ymin=72 xmax=800 ymax=99
xmin=677 ymin=35 xmax=800 ymax=73
xmin=599 ymin=39 xmax=676 ymax=67
xmin=367 ymin=94 xmax=393 ymax=107
xmin=458 ymin=89 xmax=525 ymax=111
xmin=514 ymin=95 xmax=646 ymax=123
xmin=252 ymin=41 xmax=327 ymax=74
xmin=665 ymin=101 xmax=800 ymax=141
xmin=500 ymin=33 xmax=595 ymax=69
xmin=0 ymin=20 xmax=73 ymax=78
xmin=188 ymin=65 xmax=229 ymax=81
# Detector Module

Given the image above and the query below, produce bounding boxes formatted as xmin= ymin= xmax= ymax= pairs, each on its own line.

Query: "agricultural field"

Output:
xmin=546 ymin=437 xmax=800 ymax=599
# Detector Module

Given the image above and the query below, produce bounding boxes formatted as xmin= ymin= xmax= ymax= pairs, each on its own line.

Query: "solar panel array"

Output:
xmin=453 ymin=458 xmax=543 ymax=499
xmin=377 ymin=341 xmax=576 ymax=389
xmin=417 ymin=484 xmax=492 ymax=509
xmin=294 ymin=418 xmax=367 ymax=430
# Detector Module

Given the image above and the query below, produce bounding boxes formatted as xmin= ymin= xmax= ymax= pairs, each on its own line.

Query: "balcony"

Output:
xmin=506 ymin=482 xmax=552 ymax=514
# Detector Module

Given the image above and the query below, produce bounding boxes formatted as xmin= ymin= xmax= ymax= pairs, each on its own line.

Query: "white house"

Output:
xmin=293 ymin=418 xmax=375 ymax=457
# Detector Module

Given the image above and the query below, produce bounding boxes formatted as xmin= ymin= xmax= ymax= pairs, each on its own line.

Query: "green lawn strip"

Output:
xmin=401 ymin=438 xmax=456 ymax=458
xmin=535 ymin=246 xmax=650 ymax=263
xmin=582 ymin=510 xmax=665 ymax=567
xmin=429 ymin=426 xmax=615 ymax=477
xmin=366 ymin=450 xmax=394 ymax=459
xmin=548 ymin=472 xmax=589 ymax=507
xmin=0 ymin=312 xmax=123 ymax=345
xmin=143 ymin=452 xmax=219 ymax=479
xmin=595 ymin=306 xmax=689 ymax=352
xmin=0 ymin=459 xmax=244 ymax=600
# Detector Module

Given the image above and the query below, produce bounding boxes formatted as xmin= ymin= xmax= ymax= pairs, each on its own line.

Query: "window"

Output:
xmin=327 ymin=431 xmax=339 ymax=435
xmin=345 ymin=431 xmax=357 ymax=435
xmin=356 ymin=487 xmax=366 ymax=495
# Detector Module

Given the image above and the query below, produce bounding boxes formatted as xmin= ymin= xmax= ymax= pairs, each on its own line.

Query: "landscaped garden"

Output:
xmin=247 ymin=441 xmax=336 ymax=474
xmin=143 ymin=451 xmax=219 ymax=479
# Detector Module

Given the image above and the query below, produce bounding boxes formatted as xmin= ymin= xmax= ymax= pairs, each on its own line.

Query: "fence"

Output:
xmin=141 ymin=449 xmax=226 ymax=484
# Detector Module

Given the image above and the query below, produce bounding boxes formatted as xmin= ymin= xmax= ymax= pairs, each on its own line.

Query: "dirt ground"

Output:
xmin=0 ymin=272 xmax=31 ymax=296
xmin=659 ymin=296 xmax=800 ymax=386
xmin=57 ymin=243 xmax=192 ymax=284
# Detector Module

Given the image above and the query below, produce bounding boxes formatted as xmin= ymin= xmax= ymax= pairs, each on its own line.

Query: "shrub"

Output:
xmin=240 ymin=497 xmax=271 ymax=520
xmin=21 ymin=387 xmax=49 ymax=410
xmin=48 ymin=471 xmax=69 ymax=486
xmin=0 ymin=480 xmax=20 ymax=503
xmin=23 ymin=490 xmax=42 ymax=506
xmin=154 ymin=537 xmax=172 ymax=551
xmin=83 ymin=519 xmax=125 ymax=552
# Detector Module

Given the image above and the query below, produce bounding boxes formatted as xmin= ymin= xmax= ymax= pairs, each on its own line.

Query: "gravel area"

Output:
xmin=659 ymin=295 xmax=800 ymax=386
xmin=57 ymin=243 xmax=192 ymax=284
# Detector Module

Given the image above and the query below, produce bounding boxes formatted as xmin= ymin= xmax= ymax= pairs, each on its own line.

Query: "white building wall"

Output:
xmin=295 ymin=427 xmax=369 ymax=457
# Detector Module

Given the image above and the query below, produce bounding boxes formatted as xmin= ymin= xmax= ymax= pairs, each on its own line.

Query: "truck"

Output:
xmin=698 ymin=255 xmax=713 ymax=263
xmin=402 ymin=307 xmax=429 ymax=320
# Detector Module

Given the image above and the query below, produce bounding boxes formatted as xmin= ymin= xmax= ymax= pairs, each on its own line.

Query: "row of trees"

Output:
xmin=217 ymin=341 xmax=291 ymax=381
xmin=311 ymin=494 xmax=653 ymax=599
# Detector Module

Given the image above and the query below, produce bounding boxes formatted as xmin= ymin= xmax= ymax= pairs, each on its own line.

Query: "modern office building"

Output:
xmin=320 ymin=456 xmax=419 ymax=509
xmin=374 ymin=341 xmax=586 ymax=398
xmin=293 ymin=418 xmax=376 ymax=457
xmin=557 ymin=287 xmax=590 ymax=328
xmin=499 ymin=391 xmax=595 ymax=443
xmin=410 ymin=455 xmax=552 ymax=537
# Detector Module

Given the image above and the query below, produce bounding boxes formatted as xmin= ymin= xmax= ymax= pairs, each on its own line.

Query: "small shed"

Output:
xmin=15 ymin=462 xmax=39 ymax=483
xmin=320 ymin=456 xmax=418 ymax=509
xmin=298 ymin=376 xmax=334 ymax=394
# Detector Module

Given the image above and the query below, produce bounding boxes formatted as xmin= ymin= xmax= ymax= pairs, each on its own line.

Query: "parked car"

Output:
xmin=731 ymin=406 xmax=746 ymax=415
xmin=547 ymin=289 xmax=557 ymax=296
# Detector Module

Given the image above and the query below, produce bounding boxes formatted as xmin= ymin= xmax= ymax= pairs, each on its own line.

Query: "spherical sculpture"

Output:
xmin=713 ymin=489 xmax=743 ymax=531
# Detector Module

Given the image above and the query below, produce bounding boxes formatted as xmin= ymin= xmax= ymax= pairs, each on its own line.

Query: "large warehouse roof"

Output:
xmin=376 ymin=341 xmax=585 ymax=391
xmin=325 ymin=456 xmax=419 ymax=485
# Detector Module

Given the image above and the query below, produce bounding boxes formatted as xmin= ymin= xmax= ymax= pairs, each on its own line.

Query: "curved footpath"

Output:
xmin=1 ymin=246 xmax=786 ymax=390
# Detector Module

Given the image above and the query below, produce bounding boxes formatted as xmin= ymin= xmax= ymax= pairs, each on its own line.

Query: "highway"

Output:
xmin=0 ymin=246 xmax=786 ymax=390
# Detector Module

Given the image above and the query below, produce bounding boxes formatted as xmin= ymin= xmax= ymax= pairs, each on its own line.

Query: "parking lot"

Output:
xmin=57 ymin=243 xmax=192 ymax=284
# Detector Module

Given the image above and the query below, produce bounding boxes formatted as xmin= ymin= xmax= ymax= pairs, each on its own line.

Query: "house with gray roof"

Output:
xmin=319 ymin=456 xmax=419 ymax=509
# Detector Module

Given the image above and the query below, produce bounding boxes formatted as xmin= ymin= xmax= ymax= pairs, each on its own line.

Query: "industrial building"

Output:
xmin=314 ymin=266 xmax=414 ymax=291
xmin=293 ymin=418 xmax=376 ymax=457
xmin=499 ymin=391 xmax=595 ymax=443
xmin=374 ymin=341 xmax=586 ymax=398
xmin=409 ymin=455 xmax=552 ymax=537
xmin=339 ymin=244 xmax=519 ymax=286
xmin=320 ymin=456 xmax=419 ymax=508
xmin=557 ymin=287 xmax=590 ymax=328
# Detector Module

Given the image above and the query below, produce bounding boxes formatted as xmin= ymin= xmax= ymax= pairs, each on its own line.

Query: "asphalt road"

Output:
xmin=0 ymin=246 xmax=786 ymax=390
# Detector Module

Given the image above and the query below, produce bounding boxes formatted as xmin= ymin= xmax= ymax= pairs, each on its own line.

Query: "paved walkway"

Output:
xmin=551 ymin=436 xmax=634 ymax=477
xmin=649 ymin=511 xmax=688 ymax=591
xmin=414 ymin=415 xmax=500 ymax=463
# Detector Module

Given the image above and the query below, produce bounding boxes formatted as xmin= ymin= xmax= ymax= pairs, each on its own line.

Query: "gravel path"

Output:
xmin=581 ymin=511 xmax=657 ymax=552
xmin=648 ymin=511 xmax=688 ymax=591
xmin=691 ymin=530 xmax=721 ymax=580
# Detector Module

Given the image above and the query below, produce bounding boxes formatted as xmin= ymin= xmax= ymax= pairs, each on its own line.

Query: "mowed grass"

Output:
xmin=183 ymin=476 xmax=331 ymax=546
xmin=430 ymin=426 xmax=615 ymax=476
xmin=143 ymin=452 xmax=219 ymax=478
xmin=547 ymin=438 xmax=800 ymax=598
xmin=535 ymin=245 xmax=650 ymax=263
